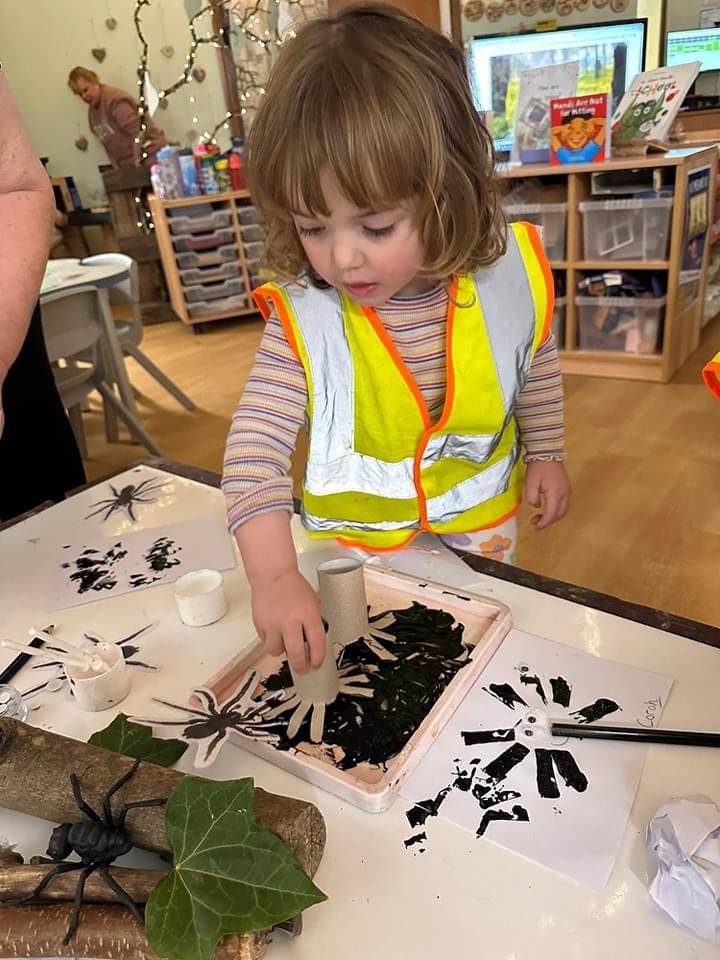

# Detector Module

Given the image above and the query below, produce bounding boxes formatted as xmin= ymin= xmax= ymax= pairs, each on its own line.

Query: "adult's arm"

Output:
xmin=0 ymin=72 xmax=54 ymax=394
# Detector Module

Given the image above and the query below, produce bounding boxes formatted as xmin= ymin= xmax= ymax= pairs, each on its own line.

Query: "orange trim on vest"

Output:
xmin=523 ymin=222 xmax=555 ymax=343
xmin=704 ymin=360 xmax=720 ymax=401
xmin=253 ymin=286 xmax=302 ymax=361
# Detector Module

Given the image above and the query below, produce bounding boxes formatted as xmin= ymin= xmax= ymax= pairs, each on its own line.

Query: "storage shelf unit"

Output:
xmin=499 ymin=146 xmax=718 ymax=383
xmin=149 ymin=190 xmax=263 ymax=328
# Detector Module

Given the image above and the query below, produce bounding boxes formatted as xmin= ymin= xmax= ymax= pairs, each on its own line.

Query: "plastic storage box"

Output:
xmin=579 ymin=198 xmax=673 ymax=262
xmin=576 ymin=295 xmax=665 ymax=354
xmin=241 ymin=224 xmax=264 ymax=243
xmin=172 ymin=227 xmax=235 ymax=252
xmin=188 ymin=293 xmax=249 ymax=319
xmin=183 ymin=277 xmax=246 ymax=303
xmin=244 ymin=240 xmax=264 ymax=265
xmin=552 ymin=296 xmax=566 ymax=348
xmin=503 ymin=202 xmax=568 ymax=261
xmin=179 ymin=261 xmax=240 ymax=286
xmin=238 ymin=205 xmax=262 ymax=226
xmin=175 ymin=243 xmax=238 ymax=269
xmin=168 ymin=208 xmax=232 ymax=234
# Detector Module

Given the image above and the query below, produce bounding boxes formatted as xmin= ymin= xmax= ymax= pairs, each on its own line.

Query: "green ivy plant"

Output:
xmin=89 ymin=713 xmax=188 ymax=767
xmin=145 ymin=777 xmax=327 ymax=960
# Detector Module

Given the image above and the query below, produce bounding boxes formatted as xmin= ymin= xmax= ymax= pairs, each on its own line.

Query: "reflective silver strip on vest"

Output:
xmin=301 ymin=507 xmax=420 ymax=533
xmin=420 ymin=230 xmax=535 ymax=470
xmin=305 ymin=452 xmax=417 ymax=498
xmin=426 ymin=440 xmax=519 ymax=525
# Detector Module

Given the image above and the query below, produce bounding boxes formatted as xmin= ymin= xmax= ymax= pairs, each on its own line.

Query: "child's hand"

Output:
xmin=525 ymin=460 xmax=570 ymax=530
xmin=251 ymin=567 xmax=326 ymax=674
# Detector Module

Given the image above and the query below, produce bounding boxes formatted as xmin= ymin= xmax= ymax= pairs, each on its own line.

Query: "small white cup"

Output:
xmin=174 ymin=568 xmax=228 ymax=627
xmin=66 ymin=643 xmax=131 ymax=712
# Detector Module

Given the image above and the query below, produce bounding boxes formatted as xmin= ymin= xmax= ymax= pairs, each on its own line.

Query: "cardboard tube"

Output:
xmin=317 ymin=558 xmax=369 ymax=650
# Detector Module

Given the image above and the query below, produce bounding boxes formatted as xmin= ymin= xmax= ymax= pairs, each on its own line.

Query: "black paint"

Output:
xmin=477 ymin=804 xmax=529 ymax=837
xmin=535 ymin=749 xmax=588 ymax=799
xmin=63 ymin=544 xmax=126 ymax=594
xmin=483 ymin=683 xmax=527 ymax=710
xmin=535 ymin=748 xmax=560 ymax=799
xmin=483 ymin=742 xmax=530 ymax=780
xmin=265 ymin=601 xmax=471 ymax=770
xmin=550 ymin=676 xmax=572 ymax=708
xmin=461 ymin=726 xmax=515 ymax=745
xmin=403 ymin=832 xmax=427 ymax=848
xmin=145 ymin=536 xmax=182 ymax=572
xmin=520 ymin=673 xmax=547 ymax=704
xmin=406 ymin=786 xmax=453 ymax=828
xmin=570 ymin=698 xmax=620 ymax=724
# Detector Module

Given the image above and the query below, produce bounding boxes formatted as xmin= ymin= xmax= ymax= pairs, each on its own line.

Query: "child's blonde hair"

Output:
xmin=247 ymin=3 xmax=506 ymax=287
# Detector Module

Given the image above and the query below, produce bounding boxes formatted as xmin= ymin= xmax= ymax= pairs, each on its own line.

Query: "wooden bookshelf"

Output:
xmin=149 ymin=190 xmax=261 ymax=330
xmin=499 ymin=146 xmax=719 ymax=382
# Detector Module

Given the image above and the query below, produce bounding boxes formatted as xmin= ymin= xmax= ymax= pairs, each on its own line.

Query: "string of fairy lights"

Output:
xmin=131 ymin=0 xmax=309 ymax=231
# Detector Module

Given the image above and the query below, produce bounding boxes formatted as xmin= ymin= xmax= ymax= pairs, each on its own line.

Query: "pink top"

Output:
xmin=89 ymin=85 xmax=166 ymax=167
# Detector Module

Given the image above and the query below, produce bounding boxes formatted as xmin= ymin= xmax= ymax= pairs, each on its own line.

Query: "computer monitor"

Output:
xmin=467 ymin=20 xmax=647 ymax=154
xmin=666 ymin=28 xmax=720 ymax=73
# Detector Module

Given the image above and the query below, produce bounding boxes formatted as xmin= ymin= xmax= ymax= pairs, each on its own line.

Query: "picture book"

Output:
xmin=550 ymin=93 xmax=611 ymax=166
xmin=512 ymin=61 xmax=579 ymax=164
xmin=611 ymin=62 xmax=701 ymax=154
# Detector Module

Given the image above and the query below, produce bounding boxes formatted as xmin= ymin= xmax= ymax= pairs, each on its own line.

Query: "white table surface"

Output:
xmin=1 ymin=463 xmax=718 ymax=960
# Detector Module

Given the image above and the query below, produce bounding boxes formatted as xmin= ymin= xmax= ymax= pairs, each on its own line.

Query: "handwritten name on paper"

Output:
xmin=637 ymin=696 xmax=663 ymax=729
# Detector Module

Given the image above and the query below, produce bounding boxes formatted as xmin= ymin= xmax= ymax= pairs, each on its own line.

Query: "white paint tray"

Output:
xmin=202 ymin=567 xmax=512 ymax=813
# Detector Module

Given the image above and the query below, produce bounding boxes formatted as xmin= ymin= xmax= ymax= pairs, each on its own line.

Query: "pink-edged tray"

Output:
xmin=202 ymin=566 xmax=512 ymax=812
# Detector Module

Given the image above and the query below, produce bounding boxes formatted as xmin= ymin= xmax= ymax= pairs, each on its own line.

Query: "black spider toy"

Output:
xmin=22 ymin=759 xmax=166 ymax=944
xmin=85 ymin=478 xmax=168 ymax=523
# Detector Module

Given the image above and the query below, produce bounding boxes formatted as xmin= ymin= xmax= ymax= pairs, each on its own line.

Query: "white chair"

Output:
xmin=40 ymin=286 xmax=165 ymax=458
xmin=82 ymin=253 xmax=196 ymax=411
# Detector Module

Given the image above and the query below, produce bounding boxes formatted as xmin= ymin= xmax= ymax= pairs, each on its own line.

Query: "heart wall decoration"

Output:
xmin=75 ymin=136 xmax=89 ymax=152
xmin=92 ymin=47 xmax=107 ymax=62
xmin=192 ymin=67 xmax=206 ymax=83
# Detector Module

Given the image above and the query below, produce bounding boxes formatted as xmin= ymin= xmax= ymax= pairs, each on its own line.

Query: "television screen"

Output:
xmin=666 ymin=28 xmax=720 ymax=74
xmin=468 ymin=20 xmax=647 ymax=154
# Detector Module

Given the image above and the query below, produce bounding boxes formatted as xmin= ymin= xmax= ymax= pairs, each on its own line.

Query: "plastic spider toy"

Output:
xmin=85 ymin=478 xmax=168 ymax=523
xmin=22 ymin=760 xmax=165 ymax=944
xmin=133 ymin=670 xmax=284 ymax=767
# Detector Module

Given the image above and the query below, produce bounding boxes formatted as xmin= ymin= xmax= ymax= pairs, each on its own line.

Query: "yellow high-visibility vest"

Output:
xmin=253 ymin=222 xmax=553 ymax=550
xmin=704 ymin=352 xmax=720 ymax=401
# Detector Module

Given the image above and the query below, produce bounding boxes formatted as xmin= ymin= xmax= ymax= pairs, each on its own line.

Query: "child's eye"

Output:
xmin=363 ymin=224 xmax=396 ymax=239
xmin=298 ymin=225 xmax=324 ymax=238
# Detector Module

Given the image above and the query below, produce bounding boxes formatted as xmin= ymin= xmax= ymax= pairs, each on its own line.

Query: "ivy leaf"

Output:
xmin=89 ymin=713 xmax=188 ymax=767
xmin=145 ymin=777 xmax=326 ymax=960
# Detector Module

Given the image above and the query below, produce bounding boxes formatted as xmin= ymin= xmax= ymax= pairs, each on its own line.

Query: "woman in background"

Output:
xmin=0 ymin=69 xmax=85 ymax=520
xmin=68 ymin=66 xmax=167 ymax=168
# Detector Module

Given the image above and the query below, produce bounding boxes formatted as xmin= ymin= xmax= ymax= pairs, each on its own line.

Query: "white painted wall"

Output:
xmin=666 ymin=1 xmax=720 ymax=31
xmin=0 ymin=0 xmax=228 ymax=207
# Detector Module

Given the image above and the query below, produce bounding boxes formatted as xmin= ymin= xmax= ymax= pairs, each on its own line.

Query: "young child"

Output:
xmin=222 ymin=5 xmax=570 ymax=674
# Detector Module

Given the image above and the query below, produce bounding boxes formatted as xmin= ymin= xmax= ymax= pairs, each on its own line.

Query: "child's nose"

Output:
xmin=331 ymin=239 xmax=363 ymax=272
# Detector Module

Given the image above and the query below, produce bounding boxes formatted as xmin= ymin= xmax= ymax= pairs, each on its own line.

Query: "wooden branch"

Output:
xmin=0 ymin=864 xmax=165 ymax=904
xmin=0 ymin=903 xmax=269 ymax=959
xmin=0 ymin=719 xmax=325 ymax=878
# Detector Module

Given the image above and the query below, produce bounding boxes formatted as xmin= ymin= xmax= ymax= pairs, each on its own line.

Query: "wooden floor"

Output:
xmin=84 ymin=314 xmax=720 ymax=627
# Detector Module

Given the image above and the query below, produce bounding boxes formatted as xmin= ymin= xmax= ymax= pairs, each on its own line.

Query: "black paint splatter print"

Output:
xmin=62 ymin=544 xmax=127 ymax=594
xmin=405 ymin=667 xmax=620 ymax=849
xmin=129 ymin=537 xmax=182 ymax=587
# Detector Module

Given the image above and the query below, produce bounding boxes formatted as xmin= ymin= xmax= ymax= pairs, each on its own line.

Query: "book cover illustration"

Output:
xmin=512 ymin=61 xmax=579 ymax=164
xmin=611 ymin=62 xmax=700 ymax=151
xmin=550 ymin=93 xmax=610 ymax=166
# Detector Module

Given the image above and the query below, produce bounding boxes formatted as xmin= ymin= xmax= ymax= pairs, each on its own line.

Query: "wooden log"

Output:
xmin=0 ymin=903 xmax=269 ymax=960
xmin=0 ymin=864 xmax=164 ymax=904
xmin=0 ymin=720 xmax=326 ymax=878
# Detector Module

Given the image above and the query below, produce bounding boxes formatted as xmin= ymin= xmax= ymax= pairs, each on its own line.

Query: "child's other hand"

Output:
xmin=252 ymin=568 xmax=326 ymax=674
xmin=525 ymin=460 xmax=570 ymax=530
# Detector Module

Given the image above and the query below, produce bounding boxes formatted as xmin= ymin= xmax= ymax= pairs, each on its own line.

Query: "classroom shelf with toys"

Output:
xmin=148 ymin=190 xmax=264 ymax=330
xmin=499 ymin=146 xmax=718 ymax=383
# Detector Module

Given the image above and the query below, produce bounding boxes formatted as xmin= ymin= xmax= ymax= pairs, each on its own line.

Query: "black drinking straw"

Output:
xmin=551 ymin=722 xmax=720 ymax=748
xmin=0 ymin=633 xmax=46 ymax=686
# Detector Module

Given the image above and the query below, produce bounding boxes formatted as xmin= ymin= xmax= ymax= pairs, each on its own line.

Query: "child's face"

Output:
xmin=562 ymin=118 xmax=592 ymax=149
xmin=293 ymin=171 xmax=430 ymax=306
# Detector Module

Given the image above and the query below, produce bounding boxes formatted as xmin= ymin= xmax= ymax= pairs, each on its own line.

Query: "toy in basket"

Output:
xmin=186 ymin=564 xmax=512 ymax=813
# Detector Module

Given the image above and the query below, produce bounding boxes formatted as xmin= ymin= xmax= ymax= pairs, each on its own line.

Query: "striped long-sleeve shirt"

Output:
xmin=223 ymin=285 xmax=565 ymax=532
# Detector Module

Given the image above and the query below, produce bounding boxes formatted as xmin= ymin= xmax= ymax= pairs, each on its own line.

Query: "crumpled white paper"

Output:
xmin=647 ymin=796 xmax=720 ymax=943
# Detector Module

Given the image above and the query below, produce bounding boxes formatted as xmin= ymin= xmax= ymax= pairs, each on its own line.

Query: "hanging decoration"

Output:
xmin=464 ymin=0 xmax=485 ymax=19
xmin=191 ymin=66 xmax=207 ymax=82
xmin=91 ymin=47 xmax=107 ymax=62
xmin=486 ymin=1 xmax=503 ymax=20
xmin=503 ymin=0 xmax=518 ymax=13
xmin=105 ymin=17 xmax=118 ymax=30
xmin=520 ymin=0 xmax=538 ymax=14
xmin=161 ymin=45 xmax=175 ymax=58
xmin=74 ymin=136 xmax=89 ymax=152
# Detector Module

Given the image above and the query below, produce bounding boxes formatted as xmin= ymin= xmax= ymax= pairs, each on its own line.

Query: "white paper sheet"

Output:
xmin=401 ymin=629 xmax=673 ymax=890
xmin=42 ymin=514 xmax=236 ymax=610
